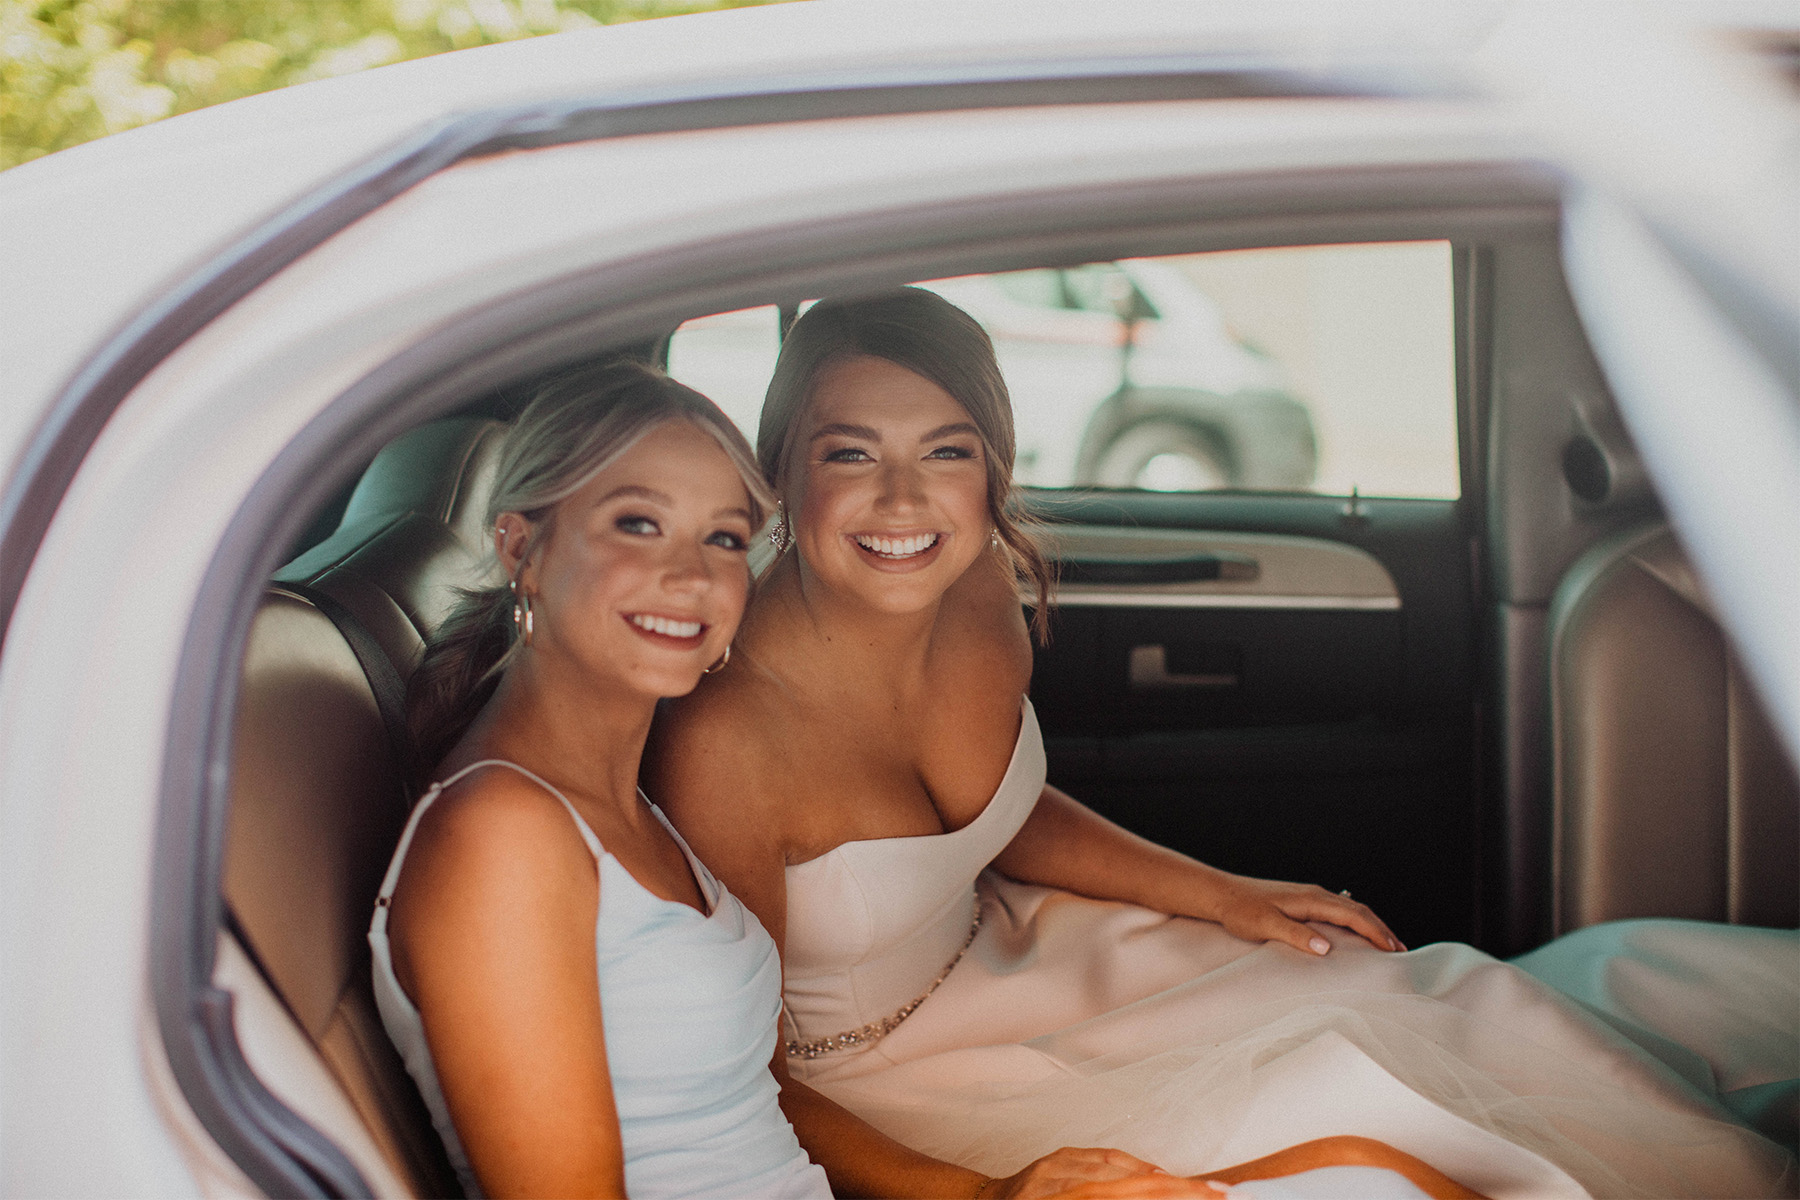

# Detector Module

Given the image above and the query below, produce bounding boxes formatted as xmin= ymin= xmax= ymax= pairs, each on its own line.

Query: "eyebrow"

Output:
xmin=598 ymin=484 xmax=674 ymax=505
xmin=809 ymin=422 xmax=881 ymax=442
xmin=601 ymin=486 xmax=752 ymax=523
xmin=808 ymin=421 xmax=981 ymax=442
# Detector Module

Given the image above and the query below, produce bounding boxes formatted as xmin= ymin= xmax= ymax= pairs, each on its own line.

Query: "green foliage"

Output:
xmin=0 ymin=0 xmax=793 ymax=170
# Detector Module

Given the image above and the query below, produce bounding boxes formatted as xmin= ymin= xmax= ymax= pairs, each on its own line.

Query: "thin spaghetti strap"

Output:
xmin=384 ymin=759 xmax=606 ymax=877
xmin=450 ymin=758 xmax=607 ymax=859
xmin=375 ymin=780 xmax=445 ymax=908
xmin=643 ymin=790 xmax=719 ymax=914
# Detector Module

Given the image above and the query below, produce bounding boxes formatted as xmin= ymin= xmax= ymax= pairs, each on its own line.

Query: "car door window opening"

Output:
xmin=41 ymin=73 xmax=1762 ymax=1200
xmin=130 ymin=155 xmax=1568 ymax=1193
xmin=668 ymin=242 xmax=1461 ymax=502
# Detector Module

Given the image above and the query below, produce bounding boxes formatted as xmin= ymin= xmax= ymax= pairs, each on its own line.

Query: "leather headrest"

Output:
xmin=339 ymin=418 xmax=507 ymax=559
xmin=276 ymin=417 xmax=509 ymax=674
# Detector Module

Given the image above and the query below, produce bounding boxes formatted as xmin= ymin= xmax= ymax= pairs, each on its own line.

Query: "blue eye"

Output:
xmin=927 ymin=445 xmax=976 ymax=460
xmin=617 ymin=514 xmax=659 ymax=535
xmin=707 ymin=530 xmax=749 ymax=552
xmin=823 ymin=447 xmax=873 ymax=463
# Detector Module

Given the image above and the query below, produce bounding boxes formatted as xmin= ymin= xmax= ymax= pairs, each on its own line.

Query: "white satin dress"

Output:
xmin=779 ymin=701 xmax=1796 ymax=1199
xmin=371 ymin=760 xmax=829 ymax=1200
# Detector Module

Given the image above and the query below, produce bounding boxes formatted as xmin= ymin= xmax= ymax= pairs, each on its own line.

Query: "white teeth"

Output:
xmin=630 ymin=614 xmax=703 ymax=638
xmin=854 ymin=533 xmax=939 ymax=558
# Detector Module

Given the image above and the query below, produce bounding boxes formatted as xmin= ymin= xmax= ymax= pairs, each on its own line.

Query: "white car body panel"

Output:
xmin=0 ymin=0 xmax=1496 ymax=477
xmin=0 ymin=88 xmax=1514 ymax=1194
xmin=0 ymin=2 xmax=1792 ymax=1193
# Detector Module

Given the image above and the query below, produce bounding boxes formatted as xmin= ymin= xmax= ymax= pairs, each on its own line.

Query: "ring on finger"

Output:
xmin=1338 ymin=889 xmax=1353 ymax=900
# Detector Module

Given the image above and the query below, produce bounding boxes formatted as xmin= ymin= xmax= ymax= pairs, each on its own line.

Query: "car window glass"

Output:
xmin=994 ymin=269 xmax=1068 ymax=310
xmin=663 ymin=303 xmax=782 ymax=445
xmin=664 ymin=242 xmax=1458 ymax=499
xmin=1163 ymin=241 xmax=1459 ymax=500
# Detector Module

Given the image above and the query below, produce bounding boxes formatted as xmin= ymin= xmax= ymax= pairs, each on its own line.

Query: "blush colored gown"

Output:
xmin=779 ymin=701 xmax=1796 ymax=1199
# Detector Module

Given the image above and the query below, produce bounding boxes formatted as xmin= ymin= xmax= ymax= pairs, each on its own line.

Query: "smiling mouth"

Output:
xmin=853 ymin=533 xmax=940 ymax=559
xmin=626 ymin=613 xmax=706 ymax=640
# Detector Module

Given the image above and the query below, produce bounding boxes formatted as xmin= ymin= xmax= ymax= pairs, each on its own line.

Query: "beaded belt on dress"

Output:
xmin=784 ymin=903 xmax=982 ymax=1060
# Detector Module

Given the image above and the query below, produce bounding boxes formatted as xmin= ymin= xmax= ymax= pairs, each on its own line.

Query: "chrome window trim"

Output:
xmin=1049 ymin=590 xmax=1401 ymax=611
xmin=1040 ymin=523 xmax=1403 ymax=610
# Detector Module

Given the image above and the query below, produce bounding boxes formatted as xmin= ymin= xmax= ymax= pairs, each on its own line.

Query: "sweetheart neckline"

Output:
xmin=786 ymin=698 xmax=1038 ymax=871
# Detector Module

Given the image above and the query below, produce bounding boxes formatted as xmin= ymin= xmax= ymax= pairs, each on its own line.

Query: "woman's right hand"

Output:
xmin=989 ymin=1148 xmax=1225 ymax=1198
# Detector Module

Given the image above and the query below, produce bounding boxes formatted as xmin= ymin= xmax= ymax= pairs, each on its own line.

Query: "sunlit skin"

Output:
xmin=648 ymin=357 xmax=1469 ymax=1199
xmin=789 ymin=354 xmax=994 ymax=632
xmin=385 ymin=419 xmax=756 ymax=1199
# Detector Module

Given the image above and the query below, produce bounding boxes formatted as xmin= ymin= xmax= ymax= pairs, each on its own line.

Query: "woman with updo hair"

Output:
xmin=648 ymin=290 xmax=1793 ymax=1199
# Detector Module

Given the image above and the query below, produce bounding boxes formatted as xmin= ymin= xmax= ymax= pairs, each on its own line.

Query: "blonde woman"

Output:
xmin=369 ymin=363 xmax=826 ymax=1199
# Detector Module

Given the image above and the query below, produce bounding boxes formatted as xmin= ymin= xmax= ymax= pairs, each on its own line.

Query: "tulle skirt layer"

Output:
xmin=793 ymin=874 xmax=1795 ymax=1199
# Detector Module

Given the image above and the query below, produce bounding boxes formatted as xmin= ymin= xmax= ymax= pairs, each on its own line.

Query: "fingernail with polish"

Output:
xmin=1310 ymin=936 xmax=1330 ymax=955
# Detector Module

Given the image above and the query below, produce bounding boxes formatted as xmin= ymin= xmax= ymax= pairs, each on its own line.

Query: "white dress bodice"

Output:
xmin=782 ymin=698 xmax=1043 ymax=1051
xmin=369 ymin=760 xmax=828 ymax=1200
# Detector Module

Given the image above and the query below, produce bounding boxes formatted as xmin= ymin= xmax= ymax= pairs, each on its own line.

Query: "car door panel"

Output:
xmin=1024 ymin=492 xmax=1476 ymax=948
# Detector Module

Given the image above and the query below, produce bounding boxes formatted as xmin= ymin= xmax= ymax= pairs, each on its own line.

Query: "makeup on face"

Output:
xmin=790 ymin=355 xmax=991 ymax=611
xmin=526 ymin=421 xmax=755 ymax=697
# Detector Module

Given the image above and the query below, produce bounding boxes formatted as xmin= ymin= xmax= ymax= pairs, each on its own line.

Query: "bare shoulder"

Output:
xmin=398 ymin=767 xmax=595 ymax=911
xmin=645 ymin=675 xmax=788 ymax=861
xmin=942 ymin=543 xmax=1033 ymax=690
xmin=387 ymin=765 xmax=601 ymax=996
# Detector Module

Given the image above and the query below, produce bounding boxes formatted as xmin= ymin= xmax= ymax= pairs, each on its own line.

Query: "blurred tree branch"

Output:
xmin=0 ymin=0 xmax=794 ymax=170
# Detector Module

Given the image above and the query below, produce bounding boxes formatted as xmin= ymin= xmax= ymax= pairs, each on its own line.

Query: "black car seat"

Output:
xmin=274 ymin=416 xmax=508 ymax=674
xmin=1548 ymin=523 xmax=1800 ymax=934
xmin=222 ymin=417 xmax=506 ymax=1195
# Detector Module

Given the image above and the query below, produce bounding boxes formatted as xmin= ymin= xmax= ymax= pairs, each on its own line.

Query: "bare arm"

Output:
xmin=1196 ymin=1136 xmax=1485 ymax=1199
xmin=991 ymin=785 xmax=1403 ymax=955
xmin=953 ymin=550 xmax=1400 ymax=957
xmin=388 ymin=777 xmax=627 ymax=1198
xmin=773 ymin=1053 xmax=1238 ymax=1200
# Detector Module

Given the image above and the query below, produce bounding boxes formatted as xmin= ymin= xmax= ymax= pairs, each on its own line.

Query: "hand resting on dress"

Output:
xmin=989 ymin=783 xmax=1404 ymax=958
xmin=1205 ymin=872 xmax=1404 ymax=956
xmin=988 ymin=1137 xmax=1485 ymax=1200
xmin=986 ymin=1146 xmax=1208 ymax=1198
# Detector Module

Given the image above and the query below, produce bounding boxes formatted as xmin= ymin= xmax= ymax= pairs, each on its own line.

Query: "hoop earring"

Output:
xmin=512 ymin=589 xmax=534 ymax=646
xmin=702 ymin=643 xmax=731 ymax=675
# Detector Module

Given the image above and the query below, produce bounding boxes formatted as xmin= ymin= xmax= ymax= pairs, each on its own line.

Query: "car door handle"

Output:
xmin=1059 ymin=553 xmax=1258 ymax=586
xmin=1128 ymin=644 xmax=1239 ymax=690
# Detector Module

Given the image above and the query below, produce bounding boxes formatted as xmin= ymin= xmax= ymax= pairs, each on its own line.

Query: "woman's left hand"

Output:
xmin=1209 ymin=873 xmax=1404 ymax=955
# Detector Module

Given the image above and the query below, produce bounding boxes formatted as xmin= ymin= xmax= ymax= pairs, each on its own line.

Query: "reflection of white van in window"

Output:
xmin=923 ymin=259 xmax=1316 ymax=492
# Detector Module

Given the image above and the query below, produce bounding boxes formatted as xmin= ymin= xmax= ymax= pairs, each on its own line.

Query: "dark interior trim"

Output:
xmin=135 ymin=105 xmax=1555 ymax=1193
xmin=1454 ymin=244 xmax=1500 ymax=947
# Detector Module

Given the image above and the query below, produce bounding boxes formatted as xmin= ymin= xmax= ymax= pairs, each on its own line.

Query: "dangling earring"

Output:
xmin=510 ymin=578 xmax=534 ymax=646
xmin=702 ymin=643 xmax=732 ymax=675
xmin=769 ymin=501 xmax=792 ymax=554
xmin=991 ymin=527 xmax=1003 ymax=551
